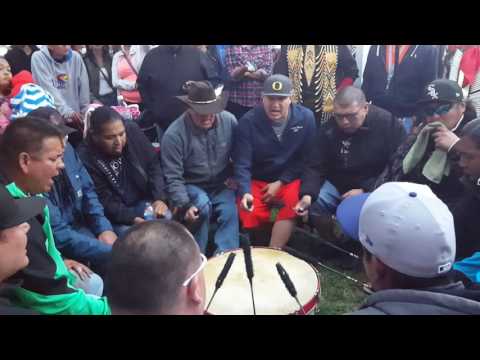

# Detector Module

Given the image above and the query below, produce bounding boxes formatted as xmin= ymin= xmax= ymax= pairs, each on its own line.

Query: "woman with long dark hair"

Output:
xmin=84 ymin=45 xmax=117 ymax=106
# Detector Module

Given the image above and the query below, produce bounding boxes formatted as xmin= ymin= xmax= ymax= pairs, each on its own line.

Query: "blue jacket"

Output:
xmin=362 ymin=45 xmax=439 ymax=117
xmin=455 ymin=253 xmax=480 ymax=284
xmin=46 ymin=143 xmax=113 ymax=267
xmin=233 ymin=104 xmax=316 ymax=197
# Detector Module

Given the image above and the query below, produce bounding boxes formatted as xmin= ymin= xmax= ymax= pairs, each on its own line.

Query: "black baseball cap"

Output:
xmin=263 ymin=74 xmax=293 ymax=97
xmin=27 ymin=107 xmax=77 ymax=135
xmin=418 ymin=79 xmax=464 ymax=104
xmin=0 ymin=186 xmax=45 ymax=230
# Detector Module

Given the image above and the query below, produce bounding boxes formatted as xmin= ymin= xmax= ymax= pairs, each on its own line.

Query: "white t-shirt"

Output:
xmin=98 ymin=67 xmax=113 ymax=96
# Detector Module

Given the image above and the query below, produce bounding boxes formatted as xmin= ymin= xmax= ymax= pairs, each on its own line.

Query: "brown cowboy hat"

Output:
xmin=176 ymin=81 xmax=228 ymax=115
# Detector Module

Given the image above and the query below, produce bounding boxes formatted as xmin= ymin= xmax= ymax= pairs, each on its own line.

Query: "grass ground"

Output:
xmin=288 ymin=228 xmax=368 ymax=315
xmin=314 ymin=261 xmax=367 ymax=314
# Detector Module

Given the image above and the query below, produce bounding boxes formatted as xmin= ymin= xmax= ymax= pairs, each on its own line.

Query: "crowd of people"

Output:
xmin=1 ymin=44 xmax=480 ymax=315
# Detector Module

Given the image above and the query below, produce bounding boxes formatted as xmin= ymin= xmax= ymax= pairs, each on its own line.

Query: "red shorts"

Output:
xmin=238 ymin=179 xmax=301 ymax=229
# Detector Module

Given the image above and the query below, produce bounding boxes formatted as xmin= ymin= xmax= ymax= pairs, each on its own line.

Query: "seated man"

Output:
xmin=106 ymin=220 xmax=206 ymax=315
xmin=444 ymin=120 xmax=480 ymax=276
xmin=161 ymin=81 xmax=239 ymax=254
xmin=77 ymin=106 xmax=170 ymax=235
xmin=0 ymin=117 xmax=110 ymax=314
xmin=295 ymin=86 xmax=406 ymax=234
xmin=27 ymin=107 xmax=117 ymax=276
xmin=233 ymin=74 xmax=316 ymax=248
xmin=0 ymin=186 xmax=45 ymax=315
xmin=337 ymin=182 xmax=480 ymax=315
xmin=375 ymin=79 xmax=478 ymax=208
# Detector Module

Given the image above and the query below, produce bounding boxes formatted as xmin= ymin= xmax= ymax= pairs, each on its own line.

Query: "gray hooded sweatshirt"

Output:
xmin=31 ymin=46 xmax=90 ymax=117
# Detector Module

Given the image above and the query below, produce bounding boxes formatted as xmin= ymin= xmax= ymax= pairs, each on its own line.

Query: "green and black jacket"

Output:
xmin=3 ymin=179 xmax=110 ymax=315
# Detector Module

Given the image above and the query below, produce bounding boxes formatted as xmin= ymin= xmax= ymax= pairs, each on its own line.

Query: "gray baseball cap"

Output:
xmin=263 ymin=74 xmax=293 ymax=97
xmin=336 ymin=182 xmax=455 ymax=278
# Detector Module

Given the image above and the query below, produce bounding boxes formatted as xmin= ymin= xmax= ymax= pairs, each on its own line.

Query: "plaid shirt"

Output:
xmin=225 ymin=45 xmax=274 ymax=108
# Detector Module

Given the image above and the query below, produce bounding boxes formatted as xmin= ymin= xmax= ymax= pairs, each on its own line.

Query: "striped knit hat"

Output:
xmin=10 ymin=83 xmax=55 ymax=119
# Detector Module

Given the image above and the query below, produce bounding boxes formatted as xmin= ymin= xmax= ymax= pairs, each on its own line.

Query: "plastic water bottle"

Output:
xmin=144 ymin=202 xmax=155 ymax=221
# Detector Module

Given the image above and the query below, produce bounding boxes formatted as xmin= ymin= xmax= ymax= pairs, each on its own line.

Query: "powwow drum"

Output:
xmin=204 ymin=247 xmax=321 ymax=315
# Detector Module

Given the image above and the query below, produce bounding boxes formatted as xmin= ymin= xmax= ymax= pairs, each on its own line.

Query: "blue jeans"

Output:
xmin=112 ymin=201 xmax=173 ymax=237
xmin=310 ymin=181 xmax=342 ymax=217
xmin=186 ymin=185 xmax=239 ymax=255
xmin=112 ymin=224 xmax=132 ymax=238
xmin=71 ymin=227 xmax=112 ymax=273
xmin=73 ymin=271 xmax=104 ymax=297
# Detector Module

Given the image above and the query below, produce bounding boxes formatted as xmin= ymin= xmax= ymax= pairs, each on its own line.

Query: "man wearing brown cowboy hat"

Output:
xmin=161 ymin=81 xmax=239 ymax=255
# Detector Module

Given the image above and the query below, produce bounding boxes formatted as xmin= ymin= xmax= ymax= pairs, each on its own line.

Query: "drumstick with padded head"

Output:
xmin=276 ymin=262 xmax=306 ymax=315
xmin=283 ymin=246 xmax=372 ymax=292
xmin=294 ymin=226 xmax=360 ymax=260
xmin=241 ymin=237 xmax=256 ymax=315
xmin=205 ymin=252 xmax=236 ymax=313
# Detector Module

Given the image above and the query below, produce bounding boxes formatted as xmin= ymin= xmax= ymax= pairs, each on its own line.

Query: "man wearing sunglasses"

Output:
xmin=295 ymin=86 xmax=406 ymax=242
xmin=375 ymin=79 xmax=478 ymax=208
xmin=107 ymin=220 xmax=206 ymax=315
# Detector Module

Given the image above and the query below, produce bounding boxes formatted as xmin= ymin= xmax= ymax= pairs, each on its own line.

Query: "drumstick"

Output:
xmin=205 ymin=253 xmax=236 ymax=313
xmin=276 ymin=263 xmax=306 ymax=315
xmin=283 ymin=246 xmax=372 ymax=292
xmin=294 ymin=226 xmax=360 ymax=260
xmin=241 ymin=238 xmax=256 ymax=315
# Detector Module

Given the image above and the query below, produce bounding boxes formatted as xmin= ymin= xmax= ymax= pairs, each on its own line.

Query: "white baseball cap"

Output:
xmin=336 ymin=182 xmax=456 ymax=278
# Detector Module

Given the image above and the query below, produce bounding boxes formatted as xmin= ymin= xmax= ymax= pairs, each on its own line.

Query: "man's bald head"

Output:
xmin=106 ymin=220 xmax=202 ymax=314
xmin=334 ymin=86 xmax=367 ymax=108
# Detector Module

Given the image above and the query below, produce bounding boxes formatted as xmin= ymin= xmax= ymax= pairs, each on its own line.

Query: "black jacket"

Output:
xmin=375 ymin=108 xmax=477 ymax=208
xmin=77 ymin=120 xmax=166 ymax=225
xmin=453 ymin=177 xmax=480 ymax=260
xmin=301 ymin=104 xmax=406 ymax=198
xmin=83 ymin=54 xmax=114 ymax=102
xmin=0 ymin=173 xmax=109 ymax=314
xmin=0 ymin=286 xmax=38 ymax=315
xmin=4 ymin=46 xmax=38 ymax=76
xmin=362 ymin=45 xmax=439 ymax=117
xmin=137 ymin=45 xmax=221 ymax=130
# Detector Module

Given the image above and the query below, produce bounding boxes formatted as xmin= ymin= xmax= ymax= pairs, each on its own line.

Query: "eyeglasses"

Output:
xmin=182 ymin=253 xmax=207 ymax=287
xmin=333 ymin=111 xmax=361 ymax=123
xmin=421 ymin=103 xmax=454 ymax=117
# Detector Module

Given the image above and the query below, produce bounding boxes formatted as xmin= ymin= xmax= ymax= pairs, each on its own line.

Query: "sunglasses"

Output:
xmin=182 ymin=253 xmax=207 ymax=287
xmin=333 ymin=110 xmax=361 ymax=123
xmin=421 ymin=103 xmax=454 ymax=117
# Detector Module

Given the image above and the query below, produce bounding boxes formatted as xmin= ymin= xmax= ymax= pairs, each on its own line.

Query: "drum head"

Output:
xmin=204 ymin=247 xmax=320 ymax=315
